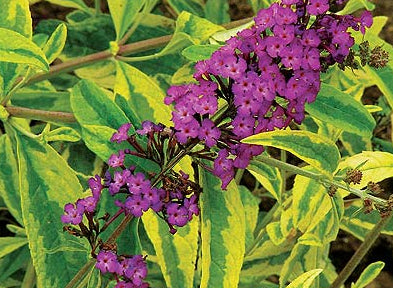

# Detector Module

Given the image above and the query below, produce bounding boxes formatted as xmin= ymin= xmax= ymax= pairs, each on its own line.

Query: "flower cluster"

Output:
xmin=61 ymin=175 xmax=102 ymax=225
xmin=165 ymin=0 xmax=373 ymax=188
xmin=107 ymin=122 xmax=200 ymax=233
xmin=95 ymin=250 xmax=149 ymax=288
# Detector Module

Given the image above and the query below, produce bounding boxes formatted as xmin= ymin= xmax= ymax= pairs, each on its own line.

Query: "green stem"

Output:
xmin=24 ymin=17 xmax=253 ymax=87
xmin=21 ymin=259 xmax=36 ymax=288
xmin=65 ymin=259 xmax=95 ymax=288
xmin=94 ymin=0 xmax=101 ymax=15
xmin=280 ymin=150 xmax=287 ymax=196
xmin=5 ymin=106 xmax=77 ymax=123
xmin=235 ymin=169 xmax=244 ymax=185
xmin=256 ymin=155 xmax=387 ymax=207
xmin=1 ymin=75 xmax=28 ymax=106
xmin=330 ymin=212 xmax=393 ymax=288
xmin=8 ymin=118 xmax=39 ymax=139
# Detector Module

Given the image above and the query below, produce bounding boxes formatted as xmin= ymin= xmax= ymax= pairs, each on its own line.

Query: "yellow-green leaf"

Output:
xmin=142 ymin=212 xmax=198 ymax=288
xmin=0 ymin=0 xmax=32 ymax=38
xmin=338 ymin=151 xmax=393 ymax=188
xmin=306 ymin=83 xmax=376 ymax=137
xmin=108 ymin=0 xmax=145 ymax=41
xmin=199 ymin=168 xmax=245 ymax=288
xmin=46 ymin=0 xmax=91 ymax=13
xmin=243 ymin=130 xmax=340 ymax=176
xmin=286 ymin=269 xmax=323 ymax=288
xmin=0 ymin=28 xmax=49 ymax=71
xmin=114 ymin=61 xmax=172 ymax=126
xmin=351 ymin=261 xmax=385 ymax=288
xmin=43 ymin=23 xmax=67 ymax=64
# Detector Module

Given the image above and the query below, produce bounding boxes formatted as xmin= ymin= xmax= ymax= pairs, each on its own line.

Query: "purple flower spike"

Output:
xmin=96 ymin=250 xmax=119 ymax=274
xmin=360 ymin=11 xmax=373 ymax=34
xmin=111 ymin=123 xmax=131 ymax=143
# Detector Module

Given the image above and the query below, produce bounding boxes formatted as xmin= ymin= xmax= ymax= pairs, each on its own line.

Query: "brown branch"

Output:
xmin=5 ymin=106 xmax=77 ymax=123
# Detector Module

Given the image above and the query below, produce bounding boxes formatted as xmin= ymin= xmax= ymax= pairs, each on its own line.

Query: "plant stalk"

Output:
xmin=21 ymin=259 xmax=36 ymax=288
xmin=25 ymin=17 xmax=253 ymax=86
xmin=330 ymin=212 xmax=393 ymax=288
xmin=5 ymin=106 xmax=77 ymax=123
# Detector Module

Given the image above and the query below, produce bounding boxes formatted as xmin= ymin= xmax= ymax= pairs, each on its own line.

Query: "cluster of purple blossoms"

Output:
xmin=165 ymin=0 xmax=373 ymax=188
xmin=107 ymin=122 xmax=200 ymax=233
xmin=95 ymin=250 xmax=149 ymax=288
xmin=61 ymin=175 xmax=102 ymax=225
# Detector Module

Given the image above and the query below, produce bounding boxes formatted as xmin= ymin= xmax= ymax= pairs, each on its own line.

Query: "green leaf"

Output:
xmin=0 ymin=245 xmax=30 ymax=283
xmin=43 ymin=23 xmax=67 ymax=64
xmin=0 ymin=0 xmax=32 ymax=96
xmin=142 ymin=211 xmax=198 ymax=288
xmin=306 ymin=83 xmax=376 ymax=137
xmin=199 ymin=168 xmax=245 ymax=288
xmin=204 ymin=0 xmax=230 ymax=24
xmin=108 ymin=0 xmax=145 ymax=41
xmin=176 ymin=11 xmax=224 ymax=44
xmin=0 ymin=237 xmax=27 ymax=258
xmin=181 ymin=44 xmax=221 ymax=61
xmin=247 ymin=0 xmax=275 ymax=13
xmin=167 ymin=0 xmax=205 ymax=17
xmin=337 ymin=0 xmax=375 ymax=15
xmin=340 ymin=131 xmax=372 ymax=156
xmin=0 ymin=0 xmax=32 ymax=38
xmin=16 ymin=133 xmax=89 ymax=288
xmin=71 ymin=79 xmax=129 ymax=161
xmin=338 ymin=151 xmax=393 ymax=188
xmin=0 ymin=135 xmax=23 ymax=224
xmin=248 ymin=158 xmax=283 ymax=203
xmin=44 ymin=127 xmax=81 ymax=142
xmin=114 ymin=61 xmax=172 ymax=126
xmin=0 ymin=28 xmax=49 ymax=71
xmin=46 ymin=0 xmax=91 ymax=13
xmin=243 ymin=130 xmax=340 ymax=176
xmin=351 ymin=261 xmax=385 ymax=288
xmin=12 ymin=91 xmax=71 ymax=112
xmin=171 ymin=62 xmax=196 ymax=84
xmin=286 ymin=269 xmax=323 ymax=288
xmin=239 ymin=186 xmax=260 ymax=249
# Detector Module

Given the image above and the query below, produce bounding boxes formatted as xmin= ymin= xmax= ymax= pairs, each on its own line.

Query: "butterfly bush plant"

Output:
xmin=0 ymin=0 xmax=392 ymax=287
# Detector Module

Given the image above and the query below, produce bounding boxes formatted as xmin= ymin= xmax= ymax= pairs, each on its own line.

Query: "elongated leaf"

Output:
xmin=0 ymin=0 xmax=32 ymax=96
xmin=306 ymin=83 xmax=376 ymax=137
xmin=16 ymin=133 xmax=89 ymax=288
xmin=0 ymin=237 xmax=27 ymax=258
xmin=0 ymin=245 xmax=30 ymax=283
xmin=292 ymin=172 xmax=331 ymax=233
xmin=239 ymin=186 xmax=260 ymax=249
xmin=167 ymin=0 xmax=205 ymax=16
xmin=71 ymin=80 xmax=128 ymax=159
xmin=243 ymin=130 xmax=340 ymax=176
xmin=286 ymin=269 xmax=323 ymax=288
xmin=46 ymin=0 xmax=91 ymax=13
xmin=182 ymin=44 xmax=221 ymax=61
xmin=0 ymin=28 xmax=49 ymax=71
xmin=337 ymin=0 xmax=375 ymax=15
xmin=114 ymin=62 xmax=172 ymax=126
xmin=0 ymin=0 xmax=32 ymax=38
xmin=43 ymin=23 xmax=67 ymax=64
xmin=0 ymin=135 xmax=23 ymax=224
xmin=248 ymin=158 xmax=282 ymax=203
xmin=199 ymin=169 xmax=245 ymax=288
xmin=176 ymin=11 xmax=224 ymax=44
xmin=142 ymin=212 xmax=198 ymax=288
xmin=108 ymin=0 xmax=145 ymax=40
xmin=338 ymin=151 xmax=393 ymax=188
xmin=351 ymin=261 xmax=384 ymax=288
xmin=204 ymin=0 xmax=230 ymax=24
xmin=44 ymin=127 xmax=81 ymax=142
